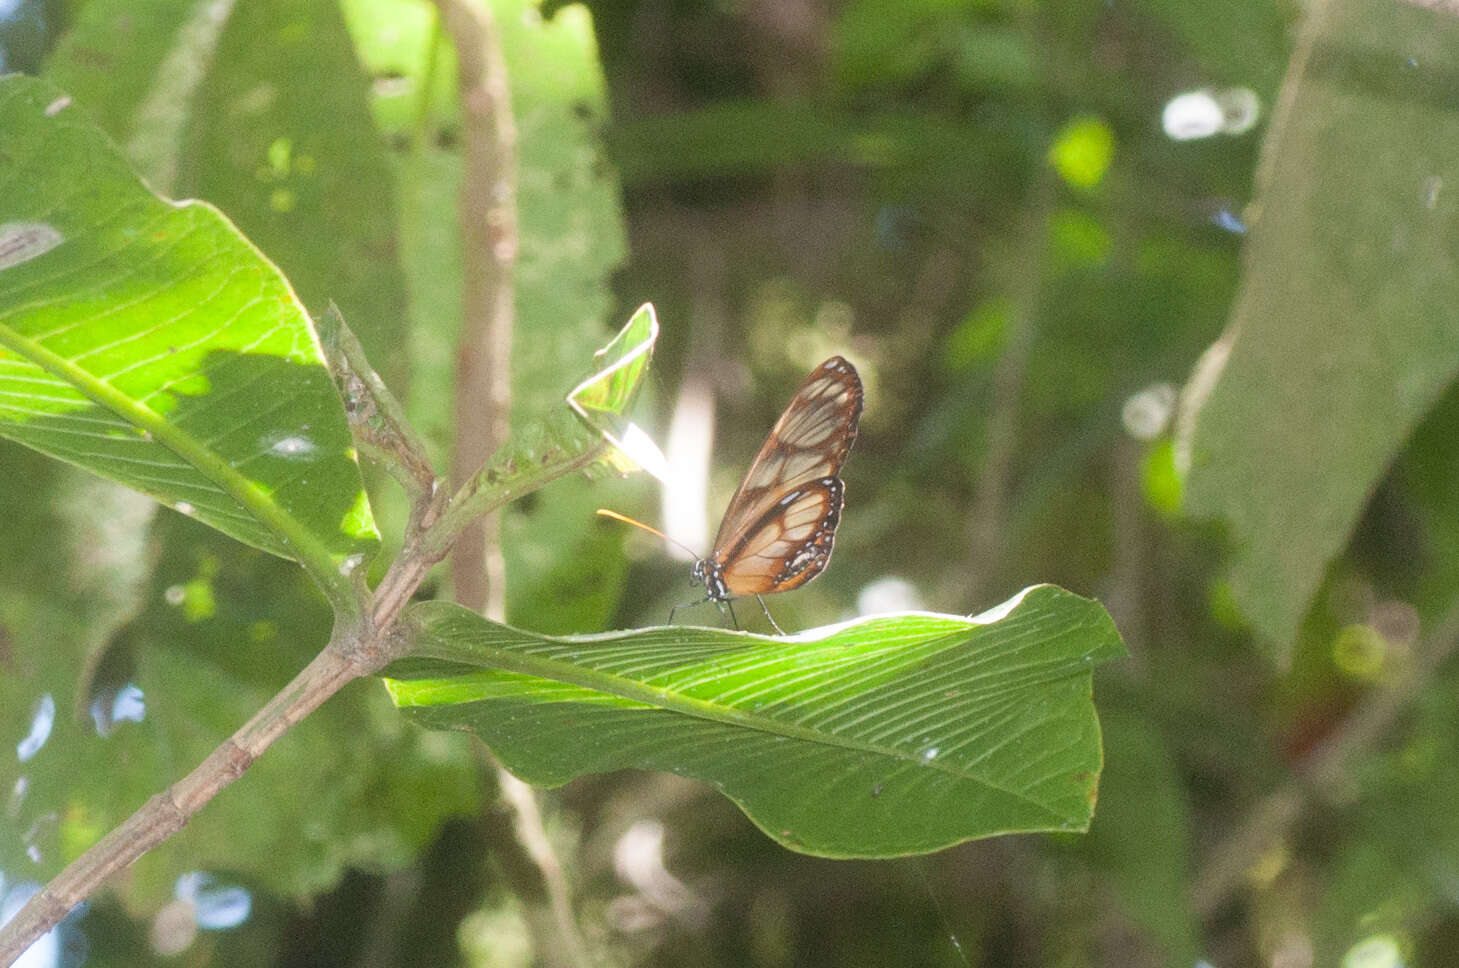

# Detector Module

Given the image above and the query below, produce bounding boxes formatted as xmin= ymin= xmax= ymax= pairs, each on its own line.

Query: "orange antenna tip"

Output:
xmin=596 ymin=508 xmax=702 ymax=558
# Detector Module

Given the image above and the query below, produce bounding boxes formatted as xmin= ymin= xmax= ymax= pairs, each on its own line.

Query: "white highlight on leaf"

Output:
xmin=968 ymin=586 xmax=1038 ymax=625
xmin=0 ymin=223 xmax=63 ymax=271
xmin=1342 ymin=934 xmax=1404 ymax=968
xmin=612 ymin=820 xmax=698 ymax=914
xmin=266 ymin=434 xmax=318 ymax=459
xmin=663 ymin=373 xmax=714 ymax=560
xmin=176 ymin=871 xmax=252 ymax=930
xmin=617 ymin=422 xmax=671 ymax=484
xmin=90 ymin=683 xmax=147 ymax=738
xmin=1162 ymin=91 xmax=1224 ymax=140
xmin=338 ymin=553 xmax=365 ymax=576
xmin=43 ymin=96 xmax=71 ymax=117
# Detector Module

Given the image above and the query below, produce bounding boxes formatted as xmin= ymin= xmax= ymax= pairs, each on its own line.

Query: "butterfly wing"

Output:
xmin=710 ymin=356 xmax=863 ymax=596
xmin=718 ymin=477 xmax=844 ymax=595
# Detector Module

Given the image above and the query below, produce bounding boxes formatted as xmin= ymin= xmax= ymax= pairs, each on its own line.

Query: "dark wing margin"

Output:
xmin=719 ymin=477 xmax=845 ymax=596
xmin=711 ymin=356 xmax=863 ymax=555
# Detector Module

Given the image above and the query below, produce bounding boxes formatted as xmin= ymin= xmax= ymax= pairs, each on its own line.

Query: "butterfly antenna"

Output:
xmin=754 ymin=595 xmax=786 ymax=635
xmin=596 ymin=508 xmax=704 ymax=559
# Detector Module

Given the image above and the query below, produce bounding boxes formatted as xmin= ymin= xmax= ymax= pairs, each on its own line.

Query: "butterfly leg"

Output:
xmin=755 ymin=595 xmax=786 ymax=635
xmin=722 ymin=599 xmax=740 ymax=631
xmin=668 ymin=596 xmax=709 ymax=625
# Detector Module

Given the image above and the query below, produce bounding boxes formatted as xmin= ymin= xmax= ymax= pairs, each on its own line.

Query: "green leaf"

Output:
xmin=566 ymin=302 xmax=658 ymax=455
xmin=1178 ymin=0 xmax=1459 ymax=654
xmin=385 ymin=585 xmax=1127 ymax=857
xmin=0 ymin=75 xmax=378 ymax=597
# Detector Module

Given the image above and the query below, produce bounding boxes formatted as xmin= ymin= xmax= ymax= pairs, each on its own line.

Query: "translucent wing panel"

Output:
xmin=712 ymin=356 xmax=862 ymax=556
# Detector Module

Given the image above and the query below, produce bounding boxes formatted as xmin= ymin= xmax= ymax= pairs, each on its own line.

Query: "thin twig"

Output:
xmin=435 ymin=0 xmax=517 ymax=621
xmin=1192 ymin=595 xmax=1459 ymax=918
xmin=0 ymin=631 xmax=372 ymax=964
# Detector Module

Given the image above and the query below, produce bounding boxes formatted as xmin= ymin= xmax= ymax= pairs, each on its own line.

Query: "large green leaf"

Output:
xmin=1178 ymin=0 xmax=1459 ymax=654
xmin=0 ymin=75 xmax=377 ymax=589
xmin=385 ymin=584 xmax=1127 ymax=857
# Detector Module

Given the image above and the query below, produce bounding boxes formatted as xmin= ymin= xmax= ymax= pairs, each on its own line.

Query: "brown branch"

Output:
xmin=430 ymin=3 xmax=589 ymax=962
xmin=0 ymin=421 xmax=611 ymax=965
xmin=1191 ymin=595 xmax=1459 ymax=918
xmin=436 ymin=0 xmax=517 ymax=621
xmin=0 ymin=633 xmax=373 ymax=965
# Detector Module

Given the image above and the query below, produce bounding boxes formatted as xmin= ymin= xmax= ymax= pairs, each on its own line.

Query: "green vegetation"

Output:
xmin=3 ymin=0 xmax=1459 ymax=964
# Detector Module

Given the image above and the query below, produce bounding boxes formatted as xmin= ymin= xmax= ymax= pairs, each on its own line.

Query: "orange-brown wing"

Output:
xmin=719 ymin=478 xmax=844 ymax=596
xmin=711 ymin=356 xmax=863 ymax=555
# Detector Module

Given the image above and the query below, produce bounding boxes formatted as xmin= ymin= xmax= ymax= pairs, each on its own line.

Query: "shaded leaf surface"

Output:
xmin=0 ymin=75 xmax=376 ymax=571
xmin=1179 ymin=0 xmax=1459 ymax=653
xmin=386 ymin=585 xmax=1126 ymax=857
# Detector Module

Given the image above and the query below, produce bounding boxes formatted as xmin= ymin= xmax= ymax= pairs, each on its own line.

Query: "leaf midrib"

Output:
xmin=411 ymin=618 xmax=1086 ymax=823
xmin=0 ymin=319 xmax=357 ymax=611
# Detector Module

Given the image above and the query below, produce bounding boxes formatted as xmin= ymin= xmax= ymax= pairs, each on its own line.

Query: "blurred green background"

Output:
xmin=4 ymin=0 xmax=1459 ymax=965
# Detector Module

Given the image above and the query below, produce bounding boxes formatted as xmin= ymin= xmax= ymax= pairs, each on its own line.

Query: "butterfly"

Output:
xmin=602 ymin=356 xmax=863 ymax=632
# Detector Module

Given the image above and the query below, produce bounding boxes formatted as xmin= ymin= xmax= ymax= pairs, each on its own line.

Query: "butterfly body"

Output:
xmin=693 ymin=356 xmax=863 ymax=607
